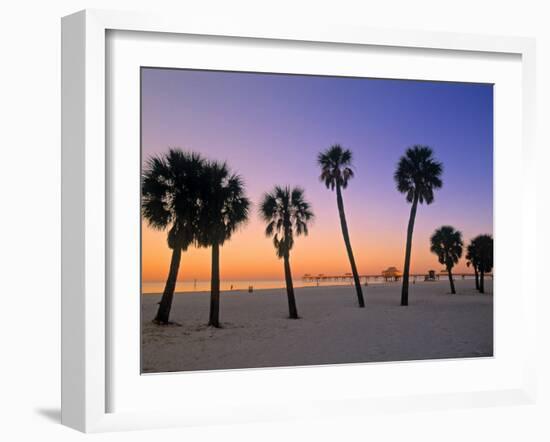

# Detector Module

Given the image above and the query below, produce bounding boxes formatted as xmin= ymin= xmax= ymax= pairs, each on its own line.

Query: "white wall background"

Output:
xmin=0 ymin=1 xmax=548 ymax=440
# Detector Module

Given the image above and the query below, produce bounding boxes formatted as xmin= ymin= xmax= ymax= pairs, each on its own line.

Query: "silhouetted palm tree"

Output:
xmin=197 ymin=161 xmax=250 ymax=328
xmin=430 ymin=226 xmax=463 ymax=294
xmin=317 ymin=144 xmax=365 ymax=308
xmin=260 ymin=186 xmax=314 ymax=319
xmin=465 ymin=241 xmax=480 ymax=290
xmin=394 ymin=145 xmax=443 ymax=306
xmin=473 ymin=234 xmax=493 ymax=293
xmin=141 ymin=149 xmax=205 ymax=324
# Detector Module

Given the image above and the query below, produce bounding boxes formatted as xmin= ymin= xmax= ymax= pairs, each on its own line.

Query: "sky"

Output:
xmin=141 ymin=68 xmax=493 ymax=282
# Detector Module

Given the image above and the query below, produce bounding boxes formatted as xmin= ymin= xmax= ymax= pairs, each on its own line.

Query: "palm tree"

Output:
xmin=141 ymin=149 xmax=205 ymax=324
xmin=430 ymin=226 xmax=463 ymax=294
xmin=473 ymin=234 xmax=493 ymax=293
xmin=317 ymin=144 xmax=365 ymax=308
xmin=394 ymin=145 xmax=443 ymax=306
xmin=465 ymin=241 xmax=480 ymax=290
xmin=198 ymin=161 xmax=250 ymax=328
xmin=260 ymin=186 xmax=314 ymax=319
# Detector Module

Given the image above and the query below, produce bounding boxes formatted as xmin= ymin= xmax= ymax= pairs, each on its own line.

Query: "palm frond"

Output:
xmin=470 ymin=234 xmax=493 ymax=273
xmin=317 ymin=144 xmax=356 ymax=190
xmin=430 ymin=225 xmax=463 ymax=269
xmin=141 ymin=149 xmax=206 ymax=249
xmin=395 ymin=145 xmax=443 ymax=205
xmin=259 ymin=185 xmax=314 ymax=258
xmin=196 ymin=160 xmax=251 ymax=247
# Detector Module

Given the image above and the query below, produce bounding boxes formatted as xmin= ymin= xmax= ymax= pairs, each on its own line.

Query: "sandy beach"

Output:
xmin=141 ymin=279 xmax=493 ymax=373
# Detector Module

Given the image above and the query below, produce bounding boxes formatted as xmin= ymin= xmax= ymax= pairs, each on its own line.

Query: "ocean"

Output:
xmin=142 ymin=278 xmax=356 ymax=294
xmin=141 ymin=275 xmax=476 ymax=294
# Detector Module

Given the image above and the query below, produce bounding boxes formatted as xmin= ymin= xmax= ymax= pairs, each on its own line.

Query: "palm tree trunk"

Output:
xmin=154 ymin=246 xmax=181 ymax=324
xmin=335 ymin=183 xmax=365 ymax=308
xmin=447 ymin=266 xmax=456 ymax=294
xmin=479 ymin=269 xmax=485 ymax=294
xmin=209 ymin=241 xmax=221 ymax=327
xmin=401 ymin=194 xmax=419 ymax=306
xmin=283 ymin=252 xmax=299 ymax=319
xmin=474 ymin=266 xmax=479 ymax=291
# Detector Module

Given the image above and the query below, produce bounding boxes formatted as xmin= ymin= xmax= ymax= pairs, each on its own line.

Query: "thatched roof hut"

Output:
xmin=381 ymin=267 xmax=402 ymax=280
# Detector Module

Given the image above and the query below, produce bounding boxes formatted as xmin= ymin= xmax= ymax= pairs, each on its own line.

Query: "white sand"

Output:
xmin=141 ymin=279 xmax=493 ymax=373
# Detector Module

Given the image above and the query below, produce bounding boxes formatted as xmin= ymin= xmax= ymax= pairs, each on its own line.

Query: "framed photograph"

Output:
xmin=61 ymin=9 xmax=537 ymax=432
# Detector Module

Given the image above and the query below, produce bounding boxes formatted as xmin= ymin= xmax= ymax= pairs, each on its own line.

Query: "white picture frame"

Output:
xmin=61 ymin=9 xmax=537 ymax=433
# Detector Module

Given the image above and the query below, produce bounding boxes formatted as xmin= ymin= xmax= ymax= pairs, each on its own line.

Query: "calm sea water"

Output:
xmin=142 ymin=279 xmax=356 ymax=294
xmin=141 ymin=275 xmax=476 ymax=294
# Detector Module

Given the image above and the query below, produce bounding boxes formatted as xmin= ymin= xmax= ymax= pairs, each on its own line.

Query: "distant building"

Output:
xmin=381 ymin=266 xmax=402 ymax=281
xmin=426 ymin=270 xmax=436 ymax=281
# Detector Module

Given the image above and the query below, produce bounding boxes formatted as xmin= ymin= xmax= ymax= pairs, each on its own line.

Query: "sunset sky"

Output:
xmin=141 ymin=68 xmax=493 ymax=282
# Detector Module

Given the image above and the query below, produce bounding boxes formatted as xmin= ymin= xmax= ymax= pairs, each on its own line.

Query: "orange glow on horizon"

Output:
xmin=140 ymin=70 xmax=493 ymax=284
xmin=142 ymin=214 xmax=480 ymax=283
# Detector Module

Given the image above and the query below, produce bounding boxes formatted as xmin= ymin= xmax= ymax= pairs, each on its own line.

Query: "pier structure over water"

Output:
xmin=302 ymin=271 xmax=492 ymax=283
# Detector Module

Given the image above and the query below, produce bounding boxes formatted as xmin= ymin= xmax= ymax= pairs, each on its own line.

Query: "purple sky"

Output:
xmin=141 ymin=68 xmax=493 ymax=279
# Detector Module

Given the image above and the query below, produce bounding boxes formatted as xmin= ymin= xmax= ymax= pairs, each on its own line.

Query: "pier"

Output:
xmin=302 ymin=272 xmax=492 ymax=283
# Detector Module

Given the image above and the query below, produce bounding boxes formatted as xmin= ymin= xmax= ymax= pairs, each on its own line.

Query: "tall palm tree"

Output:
xmin=465 ymin=241 xmax=480 ymax=290
xmin=260 ymin=186 xmax=314 ymax=319
xmin=141 ymin=149 xmax=205 ymax=324
xmin=473 ymin=234 xmax=493 ymax=293
xmin=430 ymin=226 xmax=463 ymax=294
xmin=198 ymin=161 xmax=250 ymax=328
xmin=394 ymin=145 xmax=443 ymax=306
xmin=317 ymin=144 xmax=365 ymax=308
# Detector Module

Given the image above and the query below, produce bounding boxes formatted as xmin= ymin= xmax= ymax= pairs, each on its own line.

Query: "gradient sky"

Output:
xmin=141 ymin=68 xmax=493 ymax=282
